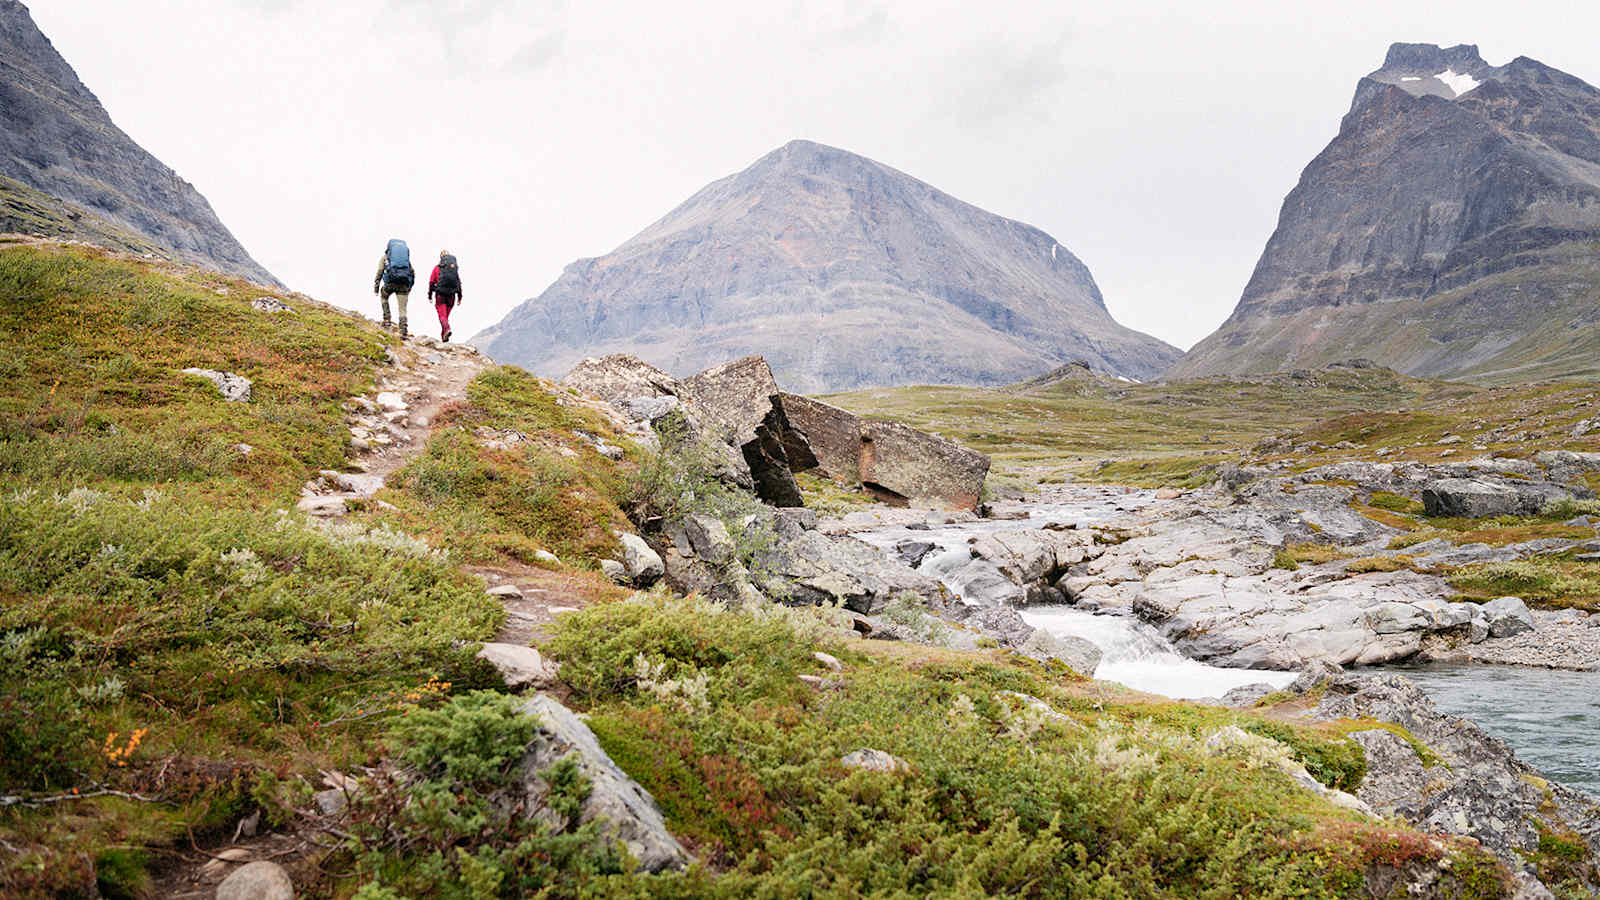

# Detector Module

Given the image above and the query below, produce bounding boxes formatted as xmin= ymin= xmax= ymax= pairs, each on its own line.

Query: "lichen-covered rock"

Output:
xmin=1017 ymin=629 xmax=1101 ymax=676
xmin=841 ymin=748 xmax=908 ymax=772
xmin=518 ymin=694 xmax=690 ymax=872
xmin=561 ymin=354 xmax=681 ymax=405
xmin=182 ymin=368 xmax=252 ymax=402
xmin=1480 ymin=596 xmax=1535 ymax=638
xmin=616 ymin=532 xmax=664 ymax=585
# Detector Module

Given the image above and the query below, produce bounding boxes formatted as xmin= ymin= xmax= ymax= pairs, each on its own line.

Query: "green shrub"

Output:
xmin=1369 ymin=491 xmax=1424 ymax=515
xmin=344 ymin=691 xmax=627 ymax=896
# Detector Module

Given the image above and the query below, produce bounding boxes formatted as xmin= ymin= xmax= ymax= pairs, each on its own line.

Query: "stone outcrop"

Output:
xmin=518 ymin=694 xmax=690 ymax=873
xmin=1313 ymin=672 xmax=1600 ymax=889
xmin=0 ymin=1 xmax=280 ymax=285
xmin=1421 ymin=478 xmax=1573 ymax=518
xmin=1175 ymin=43 xmax=1600 ymax=381
xmin=474 ymin=139 xmax=1180 ymax=391
xmin=564 ymin=354 xmax=990 ymax=511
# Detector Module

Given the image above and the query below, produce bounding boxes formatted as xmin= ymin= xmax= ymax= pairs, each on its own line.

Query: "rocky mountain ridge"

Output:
xmin=0 ymin=0 xmax=278 ymax=285
xmin=1173 ymin=42 xmax=1600 ymax=381
xmin=475 ymin=140 xmax=1180 ymax=392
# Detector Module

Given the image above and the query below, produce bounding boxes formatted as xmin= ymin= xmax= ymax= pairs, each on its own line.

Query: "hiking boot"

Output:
xmin=381 ymin=319 xmax=392 ymax=331
xmin=399 ymin=319 xmax=408 ymax=340
xmin=442 ymin=329 xmax=451 ymax=343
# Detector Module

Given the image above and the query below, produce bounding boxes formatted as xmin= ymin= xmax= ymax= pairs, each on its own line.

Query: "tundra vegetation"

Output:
xmin=0 ymin=243 xmax=1528 ymax=896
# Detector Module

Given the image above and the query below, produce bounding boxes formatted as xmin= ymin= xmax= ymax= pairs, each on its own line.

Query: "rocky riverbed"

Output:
xmin=822 ymin=456 xmax=1600 ymax=674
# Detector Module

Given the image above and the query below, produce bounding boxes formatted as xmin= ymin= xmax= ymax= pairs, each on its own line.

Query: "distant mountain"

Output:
xmin=1173 ymin=43 xmax=1600 ymax=382
xmin=0 ymin=0 xmax=278 ymax=285
xmin=475 ymin=140 xmax=1179 ymax=392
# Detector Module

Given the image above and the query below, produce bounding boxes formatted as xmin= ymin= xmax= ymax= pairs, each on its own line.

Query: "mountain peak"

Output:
xmin=1365 ymin=42 xmax=1495 ymax=102
xmin=477 ymin=143 xmax=1179 ymax=391
xmin=1381 ymin=42 xmax=1487 ymax=74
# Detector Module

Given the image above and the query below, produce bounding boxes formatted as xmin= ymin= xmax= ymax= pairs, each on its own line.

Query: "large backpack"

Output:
xmin=436 ymin=253 xmax=461 ymax=295
xmin=383 ymin=239 xmax=414 ymax=288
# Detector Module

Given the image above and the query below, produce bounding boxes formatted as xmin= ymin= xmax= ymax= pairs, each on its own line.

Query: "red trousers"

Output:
xmin=434 ymin=295 xmax=456 ymax=333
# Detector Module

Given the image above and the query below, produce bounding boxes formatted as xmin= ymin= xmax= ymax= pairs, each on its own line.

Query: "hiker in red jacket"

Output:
xmin=427 ymin=251 xmax=463 ymax=342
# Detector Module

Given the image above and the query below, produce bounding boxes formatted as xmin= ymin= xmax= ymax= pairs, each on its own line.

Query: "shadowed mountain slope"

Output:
xmin=1173 ymin=43 xmax=1600 ymax=383
xmin=0 ymin=0 xmax=278 ymax=285
xmin=476 ymin=140 xmax=1180 ymax=392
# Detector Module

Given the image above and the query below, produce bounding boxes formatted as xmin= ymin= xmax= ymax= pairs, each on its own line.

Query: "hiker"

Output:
xmin=373 ymin=238 xmax=415 ymax=338
xmin=428 ymin=250 xmax=463 ymax=342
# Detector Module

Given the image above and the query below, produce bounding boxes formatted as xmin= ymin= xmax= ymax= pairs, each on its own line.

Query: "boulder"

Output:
xmin=617 ymin=532 xmax=665 ymax=585
xmin=944 ymin=559 xmax=1027 ymax=607
xmin=562 ymin=354 xmax=681 ymax=405
xmin=1421 ymin=478 xmax=1574 ymax=518
xmin=374 ymin=390 xmax=408 ymax=412
xmin=1480 ymin=596 xmax=1535 ymax=638
xmin=858 ymin=420 xmax=990 ymax=511
xmin=969 ymin=531 xmax=1059 ymax=584
xmin=1018 ymin=629 xmax=1101 ymax=676
xmin=518 ymin=694 xmax=690 ymax=872
xmin=894 ymin=540 xmax=938 ymax=568
xmin=477 ymin=643 xmax=560 ymax=690
xmin=841 ymin=748 xmax=908 ymax=773
xmin=600 ymin=559 xmax=628 ymax=583
xmin=679 ymin=356 xmax=804 ymax=507
xmin=775 ymin=392 xmax=862 ymax=482
xmin=251 ymin=296 xmax=292 ymax=313
xmin=182 ymin=368 xmax=251 ymax=403
xmin=215 ymin=861 xmax=293 ymax=900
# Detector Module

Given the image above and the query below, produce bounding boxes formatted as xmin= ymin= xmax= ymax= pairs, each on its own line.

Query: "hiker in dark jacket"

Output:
xmin=428 ymin=250 xmax=463 ymax=342
xmin=373 ymin=238 xmax=416 ymax=338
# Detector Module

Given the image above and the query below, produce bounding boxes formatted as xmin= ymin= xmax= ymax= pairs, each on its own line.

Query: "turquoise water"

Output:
xmin=1386 ymin=664 xmax=1600 ymax=797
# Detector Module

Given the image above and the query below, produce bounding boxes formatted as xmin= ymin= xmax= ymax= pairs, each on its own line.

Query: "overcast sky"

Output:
xmin=24 ymin=0 xmax=1600 ymax=351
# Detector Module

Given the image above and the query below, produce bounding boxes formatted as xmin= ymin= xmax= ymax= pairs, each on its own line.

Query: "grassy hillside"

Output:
xmin=0 ymin=243 xmax=1516 ymax=897
xmin=1 ymin=183 xmax=170 ymax=259
xmin=825 ymin=366 xmax=1455 ymax=486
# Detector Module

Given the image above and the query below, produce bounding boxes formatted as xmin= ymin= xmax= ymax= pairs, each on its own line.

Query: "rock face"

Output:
xmin=1175 ymin=43 xmax=1600 ymax=382
xmin=1421 ymin=477 xmax=1572 ymax=518
xmin=475 ymin=139 xmax=1180 ymax=391
xmin=518 ymin=694 xmax=690 ymax=873
xmin=0 ymin=1 xmax=279 ymax=285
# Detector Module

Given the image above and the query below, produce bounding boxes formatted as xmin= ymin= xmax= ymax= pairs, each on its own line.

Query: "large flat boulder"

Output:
xmin=859 ymin=420 xmax=990 ymax=511
xmin=1420 ymin=477 xmax=1573 ymax=518
xmin=776 ymin=392 xmax=860 ymax=482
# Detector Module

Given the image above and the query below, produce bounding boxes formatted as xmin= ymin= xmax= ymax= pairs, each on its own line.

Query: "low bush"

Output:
xmin=384 ymin=367 xmax=630 ymax=566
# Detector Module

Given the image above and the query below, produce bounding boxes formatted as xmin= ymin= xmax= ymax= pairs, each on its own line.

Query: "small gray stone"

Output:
xmin=840 ymin=748 xmax=908 ymax=772
xmin=617 ymin=533 xmax=665 ymax=585
xmin=813 ymin=651 xmax=843 ymax=672
xmin=313 ymin=787 xmax=347 ymax=817
xmin=215 ymin=861 xmax=293 ymax=900
xmin=251 ymin=296 xmax=292 ymax=314
xmin=600 ymin=559 xmax=628 ymax=583
xmin=295 ymin=495 xmax=347 ymax=517
xmin=486 ymin=583 xmax=524 ymax=599
xmin=477 ymin=643 xmax=559 ymax=690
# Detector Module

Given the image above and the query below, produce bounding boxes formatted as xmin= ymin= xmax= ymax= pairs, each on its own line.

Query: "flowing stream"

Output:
xmin=853 ymin=488 xmax=1297 ymax=701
